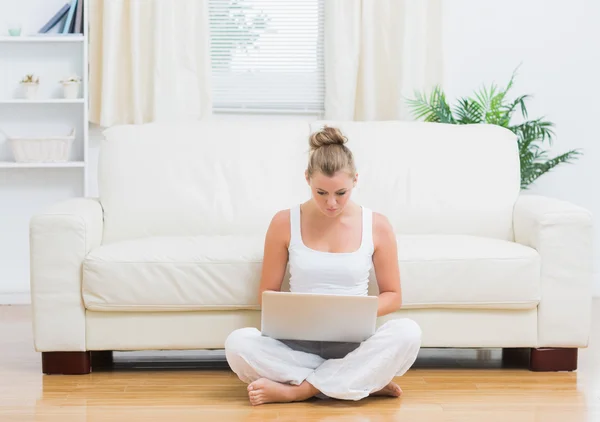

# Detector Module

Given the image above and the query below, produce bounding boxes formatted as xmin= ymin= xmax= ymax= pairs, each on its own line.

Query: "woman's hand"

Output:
xmin=372 ymin=213 xmax=402 ymax=316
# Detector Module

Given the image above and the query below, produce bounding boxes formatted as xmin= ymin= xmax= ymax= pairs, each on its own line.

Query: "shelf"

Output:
xmin=0 ymin=35 xmax=84 ymax=43
xmin=0 ymin=161 xmax=85 ymax=169
xmin=0 ymin=99 xmax=84 ymax=104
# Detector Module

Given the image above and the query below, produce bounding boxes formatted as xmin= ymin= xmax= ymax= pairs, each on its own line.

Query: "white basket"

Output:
xmin=6 ymin=129 xmax=76 ymax=163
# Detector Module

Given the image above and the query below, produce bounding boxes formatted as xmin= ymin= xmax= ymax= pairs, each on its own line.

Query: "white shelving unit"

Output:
xmin=0 ymin=161 xmax=85 ymax=169
xmin=0 ymin=35 xmax=85 ymax=43
xmin=0 ymin=99 xmax=85 ymax=104
xmin=0 ymin=0 xmax=91 ymax=303
xmin=0 ymin=2 xmax=89 ymax=196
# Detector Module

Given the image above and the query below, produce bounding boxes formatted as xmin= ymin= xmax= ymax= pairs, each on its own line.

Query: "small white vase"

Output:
xmin=21 ymin=83 xmax=39 ymax=100
xmin=62 ymin=82 xmax=80 ymax=99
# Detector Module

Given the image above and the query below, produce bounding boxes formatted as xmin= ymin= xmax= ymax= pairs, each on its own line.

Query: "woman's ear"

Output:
xmin=305 ymin=169 xmax=310 ymax=185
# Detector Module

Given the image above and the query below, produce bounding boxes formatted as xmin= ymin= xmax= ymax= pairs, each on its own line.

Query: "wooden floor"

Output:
xmin=1 ymin=304 xmax=599 ymax=422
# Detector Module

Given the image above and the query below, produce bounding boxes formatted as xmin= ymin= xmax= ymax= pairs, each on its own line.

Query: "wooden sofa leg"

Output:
xmin=502 ymin=348 xmax=578 ymax=371
xmin=42 ymin=351 xmax=91 ymax=375
xmin=530 ymin=348 xmax=578 ymax=372
xmin=41 ymin=351 xmax=114 ymax=374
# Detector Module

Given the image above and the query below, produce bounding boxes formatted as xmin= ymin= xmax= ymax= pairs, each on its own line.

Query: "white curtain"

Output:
xmin=324 ymin=0 xmax=443 ymax=121
xmin=89 ymin=0 xmax=212 ymax=127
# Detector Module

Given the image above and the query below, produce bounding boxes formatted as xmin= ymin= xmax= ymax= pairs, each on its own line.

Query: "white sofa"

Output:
xmin=29 ymin=120 xmax=593 ymax=374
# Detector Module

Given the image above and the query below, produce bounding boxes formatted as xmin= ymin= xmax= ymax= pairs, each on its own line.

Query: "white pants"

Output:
xmin=224 ymin=319 xmax=422 ymax=401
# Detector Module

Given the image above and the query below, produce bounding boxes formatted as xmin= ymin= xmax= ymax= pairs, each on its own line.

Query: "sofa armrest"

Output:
xmin=513 ymin=194 xmax=593 ymax=347
xmin=30 ymin=198 xmax=103 ymax=352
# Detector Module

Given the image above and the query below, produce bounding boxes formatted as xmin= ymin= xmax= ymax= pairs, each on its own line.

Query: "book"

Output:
xmin=74 ymin=0 xmax=84 ymax=34
xmin=62 ymin=0 xmax=78 ymax=34
xmin=38 ymin=3 xmax=70 ymax=33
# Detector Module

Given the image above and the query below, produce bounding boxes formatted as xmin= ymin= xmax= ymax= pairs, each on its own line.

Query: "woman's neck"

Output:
xmin=302 ymin=200 xmax=359 ymax=223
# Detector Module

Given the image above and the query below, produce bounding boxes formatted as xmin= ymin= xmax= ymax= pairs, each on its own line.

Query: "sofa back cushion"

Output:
xmin=312 ymin=121 xmax=521 ymax=241
xmin=99 ymin=120 xmax=311 ymax=243
xmin=99 ymin=120 xmax=520 ymax=243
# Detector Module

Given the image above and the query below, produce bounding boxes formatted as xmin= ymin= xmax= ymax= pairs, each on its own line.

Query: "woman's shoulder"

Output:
xmin=371 ymin=210 xmax=390 ymax=225
xmin=265 ymin=208 xmax=292 ymax=244
xmin=371 ymin=210 xmax=395 ymax=240
xmin=270 ymin=208 xmax=291 ymax=226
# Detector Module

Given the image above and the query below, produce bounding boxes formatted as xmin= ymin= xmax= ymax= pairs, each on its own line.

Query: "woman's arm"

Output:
xmin=372 ymin=212 xmax=402 ymax=316
xmin=258 ymin=210 xmax=291 ymax=306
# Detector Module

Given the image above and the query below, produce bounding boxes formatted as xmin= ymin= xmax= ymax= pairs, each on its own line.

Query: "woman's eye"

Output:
xmin=336 ymin=192 xmax=346 ymax=196
xmin=317 ymin=191 xmax=326 ymax=196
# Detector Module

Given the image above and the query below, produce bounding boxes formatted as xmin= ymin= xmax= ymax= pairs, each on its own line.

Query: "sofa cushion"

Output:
xmin=82 ymin=234 xmax=540 ymax=312
xmin=384 ymin=235 xmax=540 ymax=310
xmin=83 ymin=236 xmax=265 ymax=312
xmin=100 ymin=121 xmax=519 ymax=244
xmin=312 ymin=121 xmax=521 ymax=241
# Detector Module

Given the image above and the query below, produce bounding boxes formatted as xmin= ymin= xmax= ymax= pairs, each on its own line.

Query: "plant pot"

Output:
xmin=21 ymin=83 xmax=39 ymax=100
xmin=62 ymin=82 xmax=80 ymax=99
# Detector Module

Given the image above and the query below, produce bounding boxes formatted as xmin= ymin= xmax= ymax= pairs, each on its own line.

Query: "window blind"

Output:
xmin=208 ymin=0 xmax=324 ymax=113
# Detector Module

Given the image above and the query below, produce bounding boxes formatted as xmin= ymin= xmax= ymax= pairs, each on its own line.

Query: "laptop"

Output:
xmin=260 ymin=291 xmax=378 ymax=343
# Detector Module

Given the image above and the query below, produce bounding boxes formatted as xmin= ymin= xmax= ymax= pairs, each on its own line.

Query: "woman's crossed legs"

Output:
xmin=224 ymin=319 xmax=422 ymax=405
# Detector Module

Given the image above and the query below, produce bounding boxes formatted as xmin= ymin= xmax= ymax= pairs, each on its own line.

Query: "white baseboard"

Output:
xmin=0 ymin=292 xmax=30 ymax=305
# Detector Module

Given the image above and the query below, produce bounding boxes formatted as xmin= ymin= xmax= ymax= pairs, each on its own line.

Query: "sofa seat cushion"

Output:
xmin=389 ymin=235 xmax=540 ymax=310
xmin=82 ymin=234 xmax=540 ymax=312
xmin=83 ymin=236 xmax=265 ymax=312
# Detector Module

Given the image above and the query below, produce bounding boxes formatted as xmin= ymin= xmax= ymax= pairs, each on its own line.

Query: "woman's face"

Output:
xmin=306 ymin=170 xmax=357 ymax=217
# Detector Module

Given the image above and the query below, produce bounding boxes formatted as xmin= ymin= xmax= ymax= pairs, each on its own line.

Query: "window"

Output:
xmin=208 ymin=0 xmax=324 ymax=113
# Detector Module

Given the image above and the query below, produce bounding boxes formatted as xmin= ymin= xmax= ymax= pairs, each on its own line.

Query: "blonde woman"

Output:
xmin=225 ymin=127 xmax=422 ymax=405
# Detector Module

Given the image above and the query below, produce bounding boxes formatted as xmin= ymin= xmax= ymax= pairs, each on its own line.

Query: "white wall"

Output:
xmin=1 ymin=1 xmax=599 ymax=303
xmin=442 ymin=0 xmax=600 ymax=295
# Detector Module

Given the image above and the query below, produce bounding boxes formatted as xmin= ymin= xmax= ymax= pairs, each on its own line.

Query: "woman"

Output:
xmin=225 ymin=126 xmax=422 ymax=406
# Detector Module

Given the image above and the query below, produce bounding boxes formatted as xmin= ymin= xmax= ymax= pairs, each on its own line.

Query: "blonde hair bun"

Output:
xmin=307 ymin=126 xmax=355 ymax=177
xmin=309 ymin=126 xmax=347 ymax=151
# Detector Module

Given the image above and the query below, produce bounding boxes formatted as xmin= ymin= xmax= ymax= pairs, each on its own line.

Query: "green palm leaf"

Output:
xmin=407 ymin=86 xmax=455 ymax=124
xmin=406 ymin=67 xmax=582 ymax=189
xmin=454 ymin=98 xmax=484 ymax=124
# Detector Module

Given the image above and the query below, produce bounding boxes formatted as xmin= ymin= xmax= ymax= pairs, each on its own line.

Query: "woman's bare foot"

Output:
xmin=371 ymin=382 xmax=403 ymax=397
xmin=247 ymin=378 xmax=319 ymax=406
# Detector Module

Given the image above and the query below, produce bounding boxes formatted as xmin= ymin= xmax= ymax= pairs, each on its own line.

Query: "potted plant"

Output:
xmin=20 ymin=74 xmax=40 ymax=100
xmin=406 ymin=68 xmax=582 ymax=189
xmin=7 ymin=23 xmax=22 ymax=36
xmin=60 ymin=75 xmax=81 ymax=99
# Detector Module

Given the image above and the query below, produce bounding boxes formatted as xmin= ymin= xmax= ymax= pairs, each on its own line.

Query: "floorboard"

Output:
xmin=1 ymin=302 xmax=599 ymax=421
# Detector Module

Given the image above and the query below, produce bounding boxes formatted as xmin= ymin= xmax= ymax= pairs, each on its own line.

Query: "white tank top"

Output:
xmin=288 ymin=204 xmax=374 ymax=296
